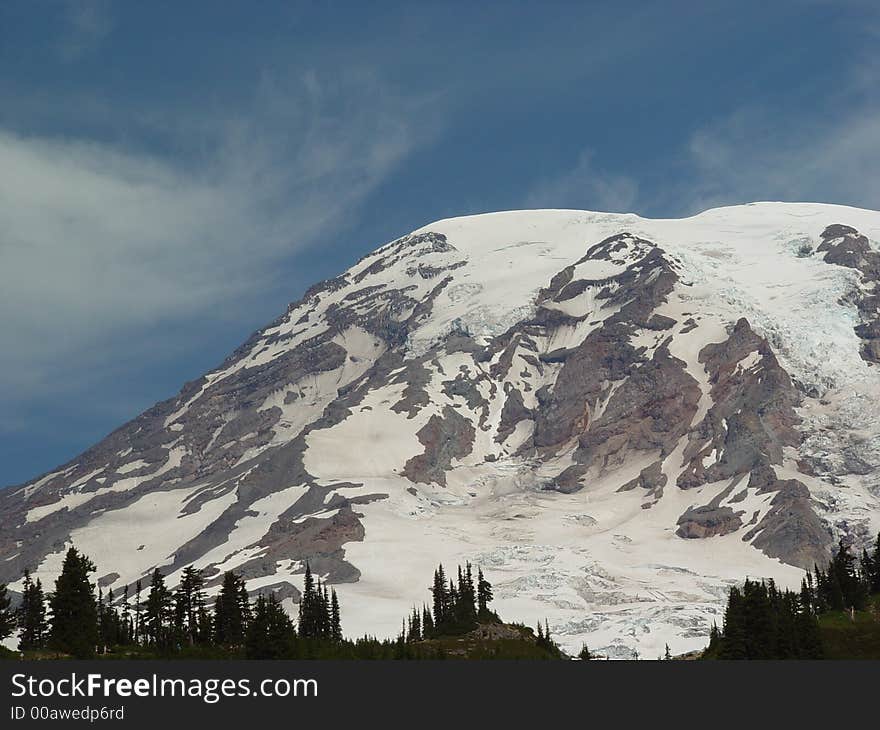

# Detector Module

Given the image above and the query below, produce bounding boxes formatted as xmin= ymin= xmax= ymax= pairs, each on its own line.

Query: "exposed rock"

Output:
xmin=818 ymin=224 xmax=880 ymax=364
xmin=677 ymin=318 xmax=801 ymax=489
xmin=403 ymin=406 xmax=476 ymax=485
xmin=741 ymin=465 xmax=832 ymax=570
xmin=618 ymin=460 xmax=668 ymax=495
xmin=676 ymin=506 xmax=743 ymax=539
xmin=574 ymin=343 xmax=700 ymax=478
xmin=495 ymin=387 xmax=532 ymax=444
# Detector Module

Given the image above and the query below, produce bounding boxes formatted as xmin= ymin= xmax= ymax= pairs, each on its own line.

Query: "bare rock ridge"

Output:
xmin=817 ymin=224 xmax=880 ymax=363
xmin=1 ymin=203 xmax=878 ymax=658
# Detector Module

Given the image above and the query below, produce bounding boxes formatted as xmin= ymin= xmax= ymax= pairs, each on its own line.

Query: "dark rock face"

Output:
xmin=618 ymin=460 xmax=667 ymax=496
xmin=572 ymin=343 xmax=700 ymax=477
xmin=495 ymin=386 xmax=532 ymax=444
xmin=660 ymin=317 xmax=832 ymax=567
xmin=676 ymin=506 xmax=743 ymax=539
xmin=533 ymin=235 xmax=682 ymax=452
xmin=741 ymin=465 xmax=832 ymax=569
xmin=817 ymin=224 xmax=880 ymax=364
xmin=403 ymin=406 xmax=476 ymax=485
xmin=677 ymin=318 xmax=801 ymax=489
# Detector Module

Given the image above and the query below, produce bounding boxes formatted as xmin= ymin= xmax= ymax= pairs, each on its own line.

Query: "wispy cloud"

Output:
xmin=674 ymin=102 xmax=880 ymax=215
xmin=0 ymin=70 xmax=436 ymax=408
xmin=524 ymin=151 xmax=639 ymax=213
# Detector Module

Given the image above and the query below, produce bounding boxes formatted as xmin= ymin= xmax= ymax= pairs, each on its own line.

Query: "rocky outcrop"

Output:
xmin=677 ymin=318 xmax=801 ymax=489
xmin=676 ymin=506 xmax=743 ymax=539
xmin=618 ymin=460 xmax=668 ymax=496
xmin=817 ymin=224 xmax=880 ymax=364
xmin=403 ymin=406 xmax=476 ymax=485
xmin=741 ymin=464 xmax=832 ymax=569
xmin=533 ymin=235 xmax=682 ymax=451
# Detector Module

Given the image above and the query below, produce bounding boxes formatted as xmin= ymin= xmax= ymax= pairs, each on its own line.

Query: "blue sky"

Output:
xmin=2 ymin=0 xmax=879 ymax=486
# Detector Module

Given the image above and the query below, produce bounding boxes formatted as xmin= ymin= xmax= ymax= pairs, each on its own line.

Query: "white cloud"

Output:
xmin=675 ymin=104 xmax=880 ymax=215
xmin=0 ymin=71 xmax=433 ymax=406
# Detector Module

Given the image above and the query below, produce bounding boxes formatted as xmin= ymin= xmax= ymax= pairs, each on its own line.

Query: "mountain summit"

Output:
xmin=2 ymin=202 xmax=879 ymax=658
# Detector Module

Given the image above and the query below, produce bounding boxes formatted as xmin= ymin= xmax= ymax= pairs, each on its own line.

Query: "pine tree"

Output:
xmin=718 ymin=586 xmax=747 ymax=659
xmin=48 ymin=547 xmax=99 ymax=658
xmin=133 ymin=579 xmax=143 ymax=645
xmin=214 ymin=570 xmax=248 ymax=646
xmin=477 ymin=567 xmax=494 ymax=620
xmin=174 ymin=566 xmax=207 ymax=646
xmin=710 ymin=575 xmax=825 ymax=659
xmin=246 ymin=593 xmax=297 ymax=659
xmin=17 ymin=570 xmax=47 ymax=651
xmin=706 ymin=621 xmax=721 ymax=655
xmin=120 ymin=585 xmax=132 ymax=646
xmin=422 ymin=604 xmax=434 ymax=639
xmin=578 ymin=643 xmax=592 ymax=660
xmin=145 ymin=568 xmax=173 ymax=650
xmin=330 ymin=589 xmax=342 ymax=643
xmin=871 ymin=532 xmax=880 ymax=593
xmin=431 ymin=565 xmax=450 ymax=633
xmin=298 ymin=563 xmax=317 ymax=639
xmin=97 ymin=587 xmax=119 ymax=651
xmin=0 ymin=582 xmax=14 ymax=642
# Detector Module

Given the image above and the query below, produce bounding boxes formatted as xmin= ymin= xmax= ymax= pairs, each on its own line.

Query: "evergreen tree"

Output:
xmin=298 ymin=563 xmax=331 ymax=640
xmin=718 ymin=586 xmax=747 ymax=659
xmin=869 ymin=532 xmax=880 ymax=593
xmin=431 ymin=565 xmax=449 ymax=632
xmin=174 ymin=566 xmax=207 ymax=646
xmin=710 ymin=576 xmax=824 ymax=659
xmin=477 ymin=567 xmax=495 ymax=620
xmin=298 ymin=563 xmax=315 ymax=638
xmin=0 ymin=582 xmax=14 ymax=642
xmin=145 ymin=568 xmax=173 ymax=650
xmin=422 ymin=604 xmax=434 ymax=639
xmin=246 ymin=593 xmax=297 ymax=659
xmin=97 ymin=587 xmax=120 ymax=651
xmin=330 ymin=589 xmax=342 ymax=643
xmin=120 ymin=585 xmax=132 ymax=646
xmin=214 ymin=570 xmax=248 ymax=646
xmin=830 ymin=539 xmax=867 ymax=610
xmin=17 ymin=570 xmax=47 ymax=651
xmin=48 ymin=547 xmax=99 ymax=658
xmin=578 ymin=643 xmax=592 ymax=660
xmin=133 ymin=579 xmax=143 ymax=645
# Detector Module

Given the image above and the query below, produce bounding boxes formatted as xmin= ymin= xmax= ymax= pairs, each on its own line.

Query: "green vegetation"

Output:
xmin=704 ymin=532 xmax=880 ymax=659
xmin=0 ymin=551 xmax=563 ymax=661
xmin=816 ymin=594 xmax=880 ymax=659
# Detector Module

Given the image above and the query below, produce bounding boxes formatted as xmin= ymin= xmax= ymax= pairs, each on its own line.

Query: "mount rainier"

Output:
xmin=2 ymin=202 xmax=880 ymax=658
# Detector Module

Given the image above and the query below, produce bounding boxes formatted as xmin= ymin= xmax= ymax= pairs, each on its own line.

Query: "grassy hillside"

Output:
xmin=817 ymin=594 xmax=880 ymax=659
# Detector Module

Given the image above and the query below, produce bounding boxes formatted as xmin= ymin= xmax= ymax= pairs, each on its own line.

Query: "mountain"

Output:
xmin=2 ymin=202 xmax=879 ymax=659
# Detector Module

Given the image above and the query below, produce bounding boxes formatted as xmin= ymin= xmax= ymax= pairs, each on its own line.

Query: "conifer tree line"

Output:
xmin=0 ymin=547 xmax=343 ymax=659
xmin=705 ymin=533 xmax=880 ymax=660
xmin=1 ymin=550 xmax=566 ymax=660
xmin=802 ymin=534 xmax=880 ymax=613
xmin=402 ymin=562 xmax=497 ymax=640
xmin=705 ymin=577 xmax=824 ymax=659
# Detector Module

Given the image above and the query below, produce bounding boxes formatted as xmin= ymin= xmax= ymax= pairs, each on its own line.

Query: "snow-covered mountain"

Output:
xmin=2 ymin=202 xmax=879 ymax=658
